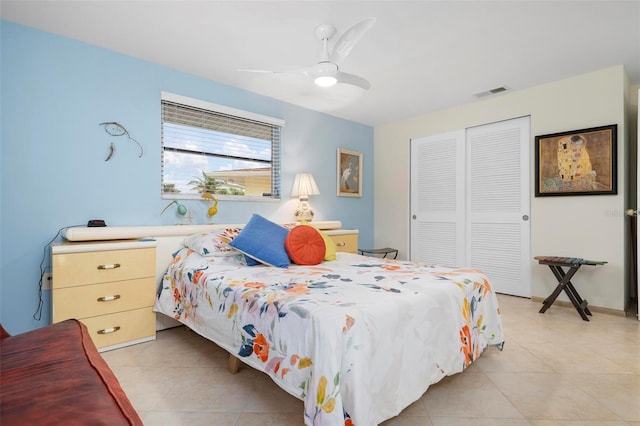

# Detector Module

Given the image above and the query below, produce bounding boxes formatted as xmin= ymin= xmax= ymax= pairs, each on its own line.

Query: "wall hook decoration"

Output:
xmin=105 ymin=142 xmax=115 ymax=161
xmin=100 ymin=121 xmax=143 ymax=160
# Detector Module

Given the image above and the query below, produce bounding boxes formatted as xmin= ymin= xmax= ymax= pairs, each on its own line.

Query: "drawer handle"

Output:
xmin=97 ymin=326 xmax=120 ymax=335
xmin=97 ymin=263 xmax=121 ymax=270
xmin=336 ymin=242 xmax=346 ymax=247
xmin=97 ymin=295 xmax=121 ymax=302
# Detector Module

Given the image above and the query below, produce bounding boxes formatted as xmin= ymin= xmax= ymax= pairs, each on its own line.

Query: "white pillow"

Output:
xmin=182 ymin=228 xmax=242 ymax=257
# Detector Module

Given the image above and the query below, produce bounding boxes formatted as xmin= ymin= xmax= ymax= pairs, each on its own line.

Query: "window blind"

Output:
xmin=160 ymin=94 xmax=283 ymax=200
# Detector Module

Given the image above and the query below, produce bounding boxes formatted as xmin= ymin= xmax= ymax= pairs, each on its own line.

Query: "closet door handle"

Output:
xmin=97 ymin=263 xmax=121 ymax=270
xmin=97 ymin=295 xmax=121 ymax=302
xmin=97 ymin=326 xmax=120 ymax=335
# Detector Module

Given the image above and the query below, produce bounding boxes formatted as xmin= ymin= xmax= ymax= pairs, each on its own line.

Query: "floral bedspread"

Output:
xmin=154 ymin=249 xmax=504 ymax=426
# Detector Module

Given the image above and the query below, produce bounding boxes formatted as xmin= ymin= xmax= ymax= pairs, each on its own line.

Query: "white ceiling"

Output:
xmin=2 ymin=1 xmax=639 ymax=127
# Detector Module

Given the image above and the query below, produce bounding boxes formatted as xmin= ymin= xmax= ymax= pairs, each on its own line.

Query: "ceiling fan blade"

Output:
xmin=336 ymin=71 xmax=371 ymax=90
xmin=330 ymin=17 xmax=376 ymax=65
xmin=238 ymin=68 xmax=307 ymax=75
xmin=238 ymin=69 xmax=277 ymax=74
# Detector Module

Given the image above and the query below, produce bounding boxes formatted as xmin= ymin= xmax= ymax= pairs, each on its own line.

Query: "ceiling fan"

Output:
xmin=240 ymin=17 xmax=376 ymax=90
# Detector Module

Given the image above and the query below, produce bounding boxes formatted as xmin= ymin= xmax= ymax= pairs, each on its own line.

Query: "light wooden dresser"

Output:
xmin=324 ymin=229 xmax=359 ymax=254
xmin=51 ymin=239 xmax=157 ymax=351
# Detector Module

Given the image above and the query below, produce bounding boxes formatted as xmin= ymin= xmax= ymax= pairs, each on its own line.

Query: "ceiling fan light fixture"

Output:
xmin=312 ymin=62 xmax=338 ymax=87
xmin=240 ymin=18 xmax=375 ymax=91
xmin=315 ymin=75 xmax=338 ymax=87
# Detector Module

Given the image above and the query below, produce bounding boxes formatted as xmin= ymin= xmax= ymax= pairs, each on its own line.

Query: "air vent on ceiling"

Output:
xmin=474 ymin=86 xmax=508 ymax=98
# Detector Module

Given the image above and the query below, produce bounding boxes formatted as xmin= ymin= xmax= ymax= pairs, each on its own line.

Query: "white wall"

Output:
xmin=374 ymin=66 xmax=629 ymax=311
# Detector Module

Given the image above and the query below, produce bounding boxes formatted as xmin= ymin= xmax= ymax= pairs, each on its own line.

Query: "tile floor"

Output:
xmin=102 ymin=295 xmax=640 ymax=426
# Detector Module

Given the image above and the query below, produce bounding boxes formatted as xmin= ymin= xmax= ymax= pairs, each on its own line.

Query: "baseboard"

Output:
xmin=530 ymin=297 xmax=627 ymax=317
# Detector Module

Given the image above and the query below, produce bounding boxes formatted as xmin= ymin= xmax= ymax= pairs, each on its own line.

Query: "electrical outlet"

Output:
xmin=42 ymin=273 xmax=53 ymax=291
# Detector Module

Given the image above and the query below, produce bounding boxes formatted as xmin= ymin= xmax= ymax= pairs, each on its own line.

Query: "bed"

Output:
xmin=153 ymin=217 xmax=504 ymax=426
xmin=0 ymin=319 xmax=143 ymax=425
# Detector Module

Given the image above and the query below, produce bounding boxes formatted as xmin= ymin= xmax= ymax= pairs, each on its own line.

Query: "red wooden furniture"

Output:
xmin=1 ymin=319 xmax=143 ymax=425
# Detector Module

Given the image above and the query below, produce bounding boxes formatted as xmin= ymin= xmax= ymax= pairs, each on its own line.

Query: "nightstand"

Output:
xmin=51 ymin=239 xmax=157 ymax=351
xmin=324 ymin=229 xmax=359 ymax=254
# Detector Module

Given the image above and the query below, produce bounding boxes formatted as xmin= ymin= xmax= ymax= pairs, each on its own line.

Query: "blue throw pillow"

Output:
xmin=229 ymin=214 xmax=290 ymax=268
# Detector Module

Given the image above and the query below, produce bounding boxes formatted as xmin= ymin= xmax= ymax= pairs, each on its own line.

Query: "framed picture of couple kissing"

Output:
xmin=535 ymin=124 xmax=617 ymax=197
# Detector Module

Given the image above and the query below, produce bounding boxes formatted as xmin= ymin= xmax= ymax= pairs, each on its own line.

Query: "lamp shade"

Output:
xmin=291 ymin=173 xmax=320 ymax=197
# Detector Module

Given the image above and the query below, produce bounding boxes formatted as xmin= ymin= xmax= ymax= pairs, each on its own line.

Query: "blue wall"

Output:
xmin=0 ymin=21 xmax=374 ymax=334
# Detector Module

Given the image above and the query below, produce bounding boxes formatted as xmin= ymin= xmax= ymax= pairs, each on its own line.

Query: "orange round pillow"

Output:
xmin=285 ymin=225 xmax=326 ymax=265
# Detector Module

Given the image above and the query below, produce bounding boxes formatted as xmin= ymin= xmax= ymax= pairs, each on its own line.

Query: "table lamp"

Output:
xmin=291 ymin=172 xmax=320 ymax=222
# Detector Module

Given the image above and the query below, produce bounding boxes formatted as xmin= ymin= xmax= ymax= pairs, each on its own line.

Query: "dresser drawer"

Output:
xmin=328 ymin=233 xmax=358 ymax=254
xmin=53 ymin=247 xmax=155 ymax=288
xmin=80 ymin=308 xmax=156 ymax=350
xmin=52 ymin=277 xmax=156 ymax=323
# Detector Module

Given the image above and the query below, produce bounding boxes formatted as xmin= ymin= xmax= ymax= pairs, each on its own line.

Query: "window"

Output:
xmin=161 ymin=92 xmax=284 ymax=200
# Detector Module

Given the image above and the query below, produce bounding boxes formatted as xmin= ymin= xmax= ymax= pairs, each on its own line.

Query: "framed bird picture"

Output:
xmin=337 ymin=148 xmax=363 ymax=197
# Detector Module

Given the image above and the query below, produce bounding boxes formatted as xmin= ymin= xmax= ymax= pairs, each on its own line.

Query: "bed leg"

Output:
xmin=228 ymin=354 xmax=240 ymax=374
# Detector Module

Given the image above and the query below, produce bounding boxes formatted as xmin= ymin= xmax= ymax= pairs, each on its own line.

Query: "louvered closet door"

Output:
xmin=466 ymin=117 xmax=530 ymax=297
xmin=410 ymin=117 xmax=530 ymax=297
xmin=410 ymin=130 xmax=465 ymax=266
